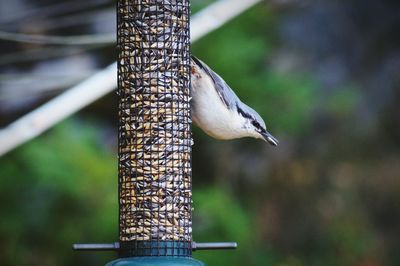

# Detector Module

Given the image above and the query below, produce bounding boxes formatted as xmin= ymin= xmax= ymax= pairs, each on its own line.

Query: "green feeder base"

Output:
xmin=106 ymin=257 xmax=205 ymax=266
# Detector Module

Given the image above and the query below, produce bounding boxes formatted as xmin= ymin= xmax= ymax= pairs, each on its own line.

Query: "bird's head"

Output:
xmin=236 ymin=103 xmax=279 ymax=146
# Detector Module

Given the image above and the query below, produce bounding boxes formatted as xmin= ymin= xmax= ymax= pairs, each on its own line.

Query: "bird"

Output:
xmin=190 ymin=56 xmax=279 ymax=146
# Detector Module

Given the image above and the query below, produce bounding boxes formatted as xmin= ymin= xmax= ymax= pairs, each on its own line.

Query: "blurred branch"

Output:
xmin=0 ymin=0 xmax=112 ymax=26
xmin=0 ymin=0 xmax=262 ymax=156
xmin=30 ymin=8 xmax=114 ymax=32
xmin=0 ymin=45 xmax=104 ymax=66
xmin=0 ymin=31 xmax=114 ymax=45
xmin=0 ymin=72 xmax=97 ymax=100
xmin=191 ymin=0 xmax=262 ymax=41
xmin=0 ymin=63 xmax=117 ymax=156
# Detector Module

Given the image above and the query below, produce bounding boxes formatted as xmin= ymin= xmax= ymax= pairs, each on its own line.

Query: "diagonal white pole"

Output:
xmin=190 ymin=0 xmax=262 ymax=41
xmin=0 ymin=0 xmax=262 ymax=157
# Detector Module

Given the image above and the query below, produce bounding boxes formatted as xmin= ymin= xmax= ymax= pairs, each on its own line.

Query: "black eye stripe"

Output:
xmin=236 ymin=104 xmax=252 ymax=120
xmin=236 ymin=104 xmax=264 ymax=131
xmin=252 ymin=120 xmax=261 ymax=129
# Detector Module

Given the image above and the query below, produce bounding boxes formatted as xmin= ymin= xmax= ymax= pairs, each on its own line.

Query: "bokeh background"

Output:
xmin=1 ymin=0 xmax=400 ymax=265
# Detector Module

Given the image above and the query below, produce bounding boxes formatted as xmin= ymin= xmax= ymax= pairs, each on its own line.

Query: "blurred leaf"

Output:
xmin=324 ymin=86 xmax=360 ymax=118
xmin=0 ymin=119 xmax=117 ymax=266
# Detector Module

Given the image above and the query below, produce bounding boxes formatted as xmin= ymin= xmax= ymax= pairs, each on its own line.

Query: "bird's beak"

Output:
xmin=261 ymin=131 xmax=279 ymax=146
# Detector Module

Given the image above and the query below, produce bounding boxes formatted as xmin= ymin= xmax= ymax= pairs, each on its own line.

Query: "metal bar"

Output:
xmin=73 ymin=242 xmax=237 ymax=251
xmin=73 ymin=243 xmax=120 ymax=251
xmin=192 ymin=242 xmax=238 ymax=251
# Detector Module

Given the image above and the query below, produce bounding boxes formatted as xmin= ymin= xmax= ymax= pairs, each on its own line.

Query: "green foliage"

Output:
xmin=323 ymin=85 xmax=360 ymax=118
xmin=0 ymin=120 xmax=117 ymax=265
xmin=192 ymin=187 xmax=277 ymax=266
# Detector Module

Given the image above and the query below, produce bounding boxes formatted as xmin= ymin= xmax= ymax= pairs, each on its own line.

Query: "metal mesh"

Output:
xmin=117 ymin=0 xmax=192 ymax=257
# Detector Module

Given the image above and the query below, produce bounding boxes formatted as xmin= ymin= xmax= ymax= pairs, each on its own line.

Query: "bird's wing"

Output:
xmin=191 ymin=56 xmax=239 ymax=110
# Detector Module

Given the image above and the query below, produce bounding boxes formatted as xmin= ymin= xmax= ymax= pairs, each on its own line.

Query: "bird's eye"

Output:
xmin=251 ymin=120 xmax=260 ymax=129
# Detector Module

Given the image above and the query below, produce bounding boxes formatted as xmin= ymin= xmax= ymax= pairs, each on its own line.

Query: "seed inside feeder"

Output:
xmin=117 ymin=0 xmax=192 ymax=244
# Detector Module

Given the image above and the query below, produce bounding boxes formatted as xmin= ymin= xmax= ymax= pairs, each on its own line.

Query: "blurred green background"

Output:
xmin=0 ymin=0 xmax=399 ymax=265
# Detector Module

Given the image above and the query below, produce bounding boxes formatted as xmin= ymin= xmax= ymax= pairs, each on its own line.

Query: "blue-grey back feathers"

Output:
xmin=191 ymin=56 xmax=266 ymax=127
xmin=190 ymin=56 xmax=278 ymax=146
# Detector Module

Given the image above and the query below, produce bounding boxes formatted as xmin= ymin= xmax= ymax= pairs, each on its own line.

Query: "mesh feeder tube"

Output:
xmin=73 ymin=0 xmax=236 ymax=264
xmin=115 ymin=0 xmax=200 ymax=262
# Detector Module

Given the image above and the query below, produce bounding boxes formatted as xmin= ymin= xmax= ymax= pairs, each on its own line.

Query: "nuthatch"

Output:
xmin=190 ymin=56 xmax=278 ymax=146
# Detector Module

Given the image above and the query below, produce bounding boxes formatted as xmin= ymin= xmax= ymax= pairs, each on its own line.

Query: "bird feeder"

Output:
xmin=73 ymin=1 xmax=236 ymax=265
xmin=116 ymin=0 xmax=194 ymax=260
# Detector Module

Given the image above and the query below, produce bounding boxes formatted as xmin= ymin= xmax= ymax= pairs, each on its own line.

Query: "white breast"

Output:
xmin=191 ymin=74 xmax=248 ymax=140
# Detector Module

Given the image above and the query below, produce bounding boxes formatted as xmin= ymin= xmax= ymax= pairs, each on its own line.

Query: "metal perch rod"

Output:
xmin=73 ymin=242 xmax=237 ymax=251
